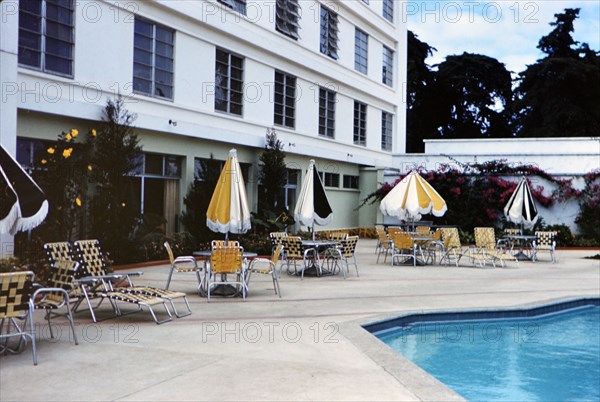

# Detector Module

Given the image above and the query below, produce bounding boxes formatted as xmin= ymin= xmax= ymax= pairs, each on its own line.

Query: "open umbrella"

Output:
xmin=0 ymin=144 xmax=48 ymax=235
xmin=294 ymin=160 xmax=333 ymax=240
xmin=380 ymin=170 xmax=447 ymax=224
xmin=504 ymin=176 xmax=538 ymax=231
xmin=206 ymin=149 xmax=251 ymax=239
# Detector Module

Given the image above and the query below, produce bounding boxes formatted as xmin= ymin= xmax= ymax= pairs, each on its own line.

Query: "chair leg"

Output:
xmin=165 ymin=266 xmax=175 ymax=289
xmin=272 ymin=272 xmax=281 ymax=298
xmin=65 ymin=300 xmax=79 ymax=345
xmin=28 ymin=305 xmax=37 ymax=365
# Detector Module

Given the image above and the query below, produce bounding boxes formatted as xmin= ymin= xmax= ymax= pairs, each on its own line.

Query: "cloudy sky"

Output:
xmin=406 ymin=0 xmax=600 ymax=74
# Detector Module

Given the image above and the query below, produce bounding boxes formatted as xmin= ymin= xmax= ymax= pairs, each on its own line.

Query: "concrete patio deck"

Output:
xmin=1 ymin=239 xmax=598 ymax=401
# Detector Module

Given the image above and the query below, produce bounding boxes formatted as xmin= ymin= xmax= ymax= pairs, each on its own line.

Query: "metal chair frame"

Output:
xmin=164 ymin=241 xmax=204 ymax=295
xmin=247 ymin=244 xmax=283 ymax=297
xmin=0 ymin=271 xmax=37 ymax=365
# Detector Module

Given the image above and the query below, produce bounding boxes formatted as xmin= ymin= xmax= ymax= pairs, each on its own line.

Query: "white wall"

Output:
xmin=390 ymin=137 xmax=600 ymax=233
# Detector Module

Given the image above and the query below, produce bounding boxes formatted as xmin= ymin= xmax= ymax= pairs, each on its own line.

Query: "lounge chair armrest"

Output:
xmin=32 ymin=287 xmax=69 ymax=303
xmin=173 ymin=256 xmax=197 ymax=264
xmin=249 ymin=258 xmax=274 ymax=272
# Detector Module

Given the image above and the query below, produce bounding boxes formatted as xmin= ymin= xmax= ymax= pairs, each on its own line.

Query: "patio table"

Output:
xmin=193 ymin=251 xmax=257 ymax=296
xmin=503 ymin=234 xmax=537 ymax=261
xmin=297 ymin=240 xmax=339 ymax=277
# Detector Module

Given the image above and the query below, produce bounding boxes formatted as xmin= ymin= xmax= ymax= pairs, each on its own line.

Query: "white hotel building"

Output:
xmin=0 ymin=0 xmax=406 ymax=238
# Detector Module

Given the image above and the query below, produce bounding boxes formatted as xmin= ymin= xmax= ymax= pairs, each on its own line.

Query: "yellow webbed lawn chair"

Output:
xmin=164 ymin=241 xmax=203 ymax=295
xmin=473 ymin=227 xmax=519 ymax=268
xmin=0 ymin=271 xmax=36 ymax=365
xmin=328 ymin=231 xmax=349 ymax=242
xmin=390 ymin=231 xmax=418 ymax=266
xmin=281 ymin=236 xmax=316 ymax=278
xmin=32 ymin=260 xmax=80 ymax=347
xmin=207 ymin=244 xmax=246 ymax=301
xmin=533 ymin=231 xmax=558 ymax=263
xmin=375 ymin=226 xmax=393 ymax=263
xmin=73 ymin=240 xmax=189 ymax=324
xmin=247 ymin=244 xmax=283 ymax=297
xmin=440 ymin=228 xmax=467 ymax=267
xmin=324 ymin=235 xmax=360 ymax=278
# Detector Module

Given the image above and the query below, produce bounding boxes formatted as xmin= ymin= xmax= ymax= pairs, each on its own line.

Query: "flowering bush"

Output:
xmin=574 ymin=170 xmax=600 ymax=243
xmin=361 ymin=160 xmax=578 ymax=234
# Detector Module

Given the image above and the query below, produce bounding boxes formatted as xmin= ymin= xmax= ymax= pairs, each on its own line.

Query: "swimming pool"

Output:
xmin=370 ymin=299 xmax=600 ymax=401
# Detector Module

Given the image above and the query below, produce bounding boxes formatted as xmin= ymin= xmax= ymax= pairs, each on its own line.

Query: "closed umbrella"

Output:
xmin=504 ymin=176 xmax=538 ymax=231
xmin=206 ymin=149 xmax=251 ymax=239
xmin=294 ymin=160 xmax=333 ymax=240
xmin=0 ymin=144 xmax=48 ymax=235
xmin=380 ymin=170 xmax=447 ymax=224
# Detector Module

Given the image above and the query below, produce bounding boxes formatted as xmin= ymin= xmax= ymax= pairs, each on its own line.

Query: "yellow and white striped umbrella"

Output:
xmin=380 ymin=170 xmax=447 ymax=221
xmin=206 ymin=149 xmax=251 ymax=235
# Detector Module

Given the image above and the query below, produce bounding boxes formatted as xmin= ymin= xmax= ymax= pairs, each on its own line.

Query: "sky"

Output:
xmin=405 ymin=0 xmax=600 ymax=74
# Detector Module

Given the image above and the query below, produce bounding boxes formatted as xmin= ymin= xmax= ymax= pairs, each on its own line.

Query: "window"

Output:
xmin=382 ymin=0 xmax=394 ymax=22
xmin=382 ymin=45 xmax=394 ymax=87
xmin=354 ymin=28 xmax=368 ymax=74
xmin=133 ymin=17 xmax=174 ymax=99
xmin=274 ymin=70 xmax=296 ymax=128
xmin=381 ymin=111 xmax=393 ymax=151
xmin=18 ymin=0 xmax=75 ymax=76
xmin=319 ymin=5 xmax=339 ymax=60
xmin=353 ymin=101 xmax=367 ymax=146
xmin=318 ymin=87 xmax=336 ymax=138
xmin=319 ymin=172 xmax=340 ymax=188
xmin=195 ymin=158 xmax=250 ymax=183
xmin=16 ymin=137 xmax=51 ymax=171
xmin=215 ymin=48 xmax=244 ymax=115
xmin=343 ymin=175 xmax=359 ymax=189
xmin=276 ymin=0 xmax=301 ymax=40
xmin=140 ymin=153 xmax=182 ymax=178
xmin=218 ymin=0 xmax=246 ymax=14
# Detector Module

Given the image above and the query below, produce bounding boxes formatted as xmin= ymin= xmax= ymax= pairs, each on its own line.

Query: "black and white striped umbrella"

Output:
xmin=504 ymin=176 xmax=538 ymax=230
xmin=0 ymin=145 xmax=48 ymax=235
xmin=294 ymin=160 xmax=333 ymax=239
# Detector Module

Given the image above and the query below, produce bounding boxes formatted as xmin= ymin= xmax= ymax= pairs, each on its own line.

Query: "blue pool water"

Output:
xmin=375 ymin=304 xmax=600 ymax=401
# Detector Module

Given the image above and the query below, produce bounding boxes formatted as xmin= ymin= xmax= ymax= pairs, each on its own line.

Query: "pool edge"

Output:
xmin=339 ymin=295 xmax=600 ymax=402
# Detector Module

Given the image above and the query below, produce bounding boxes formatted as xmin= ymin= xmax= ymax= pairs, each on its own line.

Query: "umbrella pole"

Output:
xmin=312 ymin=223 xmax=315 ymax=241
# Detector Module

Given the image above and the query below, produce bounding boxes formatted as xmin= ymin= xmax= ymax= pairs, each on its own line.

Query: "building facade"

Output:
xmin=0 ymin=0 xmax=407 ymax=244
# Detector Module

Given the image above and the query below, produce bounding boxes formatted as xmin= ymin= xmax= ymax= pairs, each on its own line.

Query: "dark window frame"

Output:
xmin=217 ymin=0 xmax=247 ymax=15
xmin=343 ymin=175 xmax=359 ymax=189
xmin=274 ymin=70 xmax=296 ymax=129
xmin=382 ymin=45 xmax=394 ymax=87
xmin=215 ymin=48 xmax=245 ymax=116
xmin=354 ymin=28 xmax=368 ymax=74
xmin=319 ymin=5 xmax=339 ymax=60
xmin=381 ymin=111 xmax=393 ymax=151
xmin=18 ymin=0 xmax=75 ymax=77
xmin=353 ymin=101 xmax=367 ymax=146
xmin=318 ymin=87 xmax=336 ymax=138
xmin=275 ymin=0 xmax=301 ymax=40
xmin=382 ymin=0 xmax=394 ymax=22
xmin=318 ymin=171 xmax=340 ymax=188
xmin=133 ymin=16 xmax=175 ymax=100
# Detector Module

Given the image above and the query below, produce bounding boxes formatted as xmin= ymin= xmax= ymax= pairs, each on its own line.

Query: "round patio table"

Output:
xmin=193 ymin=251 xmax=258 ymax=296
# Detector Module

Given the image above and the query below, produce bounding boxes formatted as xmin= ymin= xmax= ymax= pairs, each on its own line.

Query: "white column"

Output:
xmin=0 ymin=0 xmax=20 ymax=257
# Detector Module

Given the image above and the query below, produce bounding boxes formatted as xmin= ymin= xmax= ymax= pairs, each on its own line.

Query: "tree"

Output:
xmin=87 ymin=96 xmax=142 ymax=262
xmin=31 ymin=128 xmax=90 ymax=241
xmin=513 ymin=8 xmax=600 ymax=137
xmin=253 ymin=129 xmax=293 ymax=233
xmin=258 ymin=128 xmax=287 ymax=211
xmin=406 ymin=31 xmax=437 ymax=152
xmin=180 ymin=154 xmax=221 ymax=244
xmin=433 ymin=53 xmax=513 ymax=139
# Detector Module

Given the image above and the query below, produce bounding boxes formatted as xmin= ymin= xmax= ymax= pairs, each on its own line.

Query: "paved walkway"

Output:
xmin=1 ymin=240 xmax=598 ymax=401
